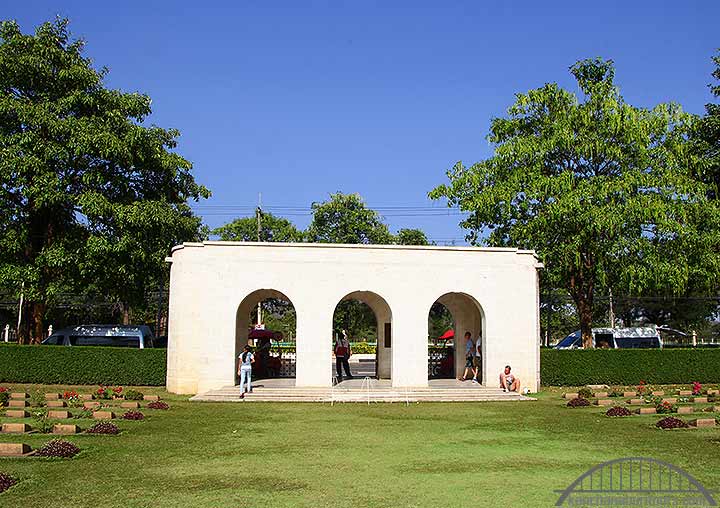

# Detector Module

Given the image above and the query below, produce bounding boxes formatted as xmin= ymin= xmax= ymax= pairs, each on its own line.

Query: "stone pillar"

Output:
xmin=391 ymin=302 xmax=428 ymax=387
xmin=295 ymin=301 xmax=332 ymax=387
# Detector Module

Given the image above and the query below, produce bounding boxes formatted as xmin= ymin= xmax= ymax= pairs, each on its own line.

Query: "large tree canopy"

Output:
xmin=0 ymin=19 xmax=209 ymax=342
xmin=306 ymin=192 xmax=394 ymax=245
xmin=211 ymin=212 xmax=303 ymax=242
xmin=693 ymin=51 xmax=720 ymax=200
xmin=430 ymin=58 xmax=720 ymax=348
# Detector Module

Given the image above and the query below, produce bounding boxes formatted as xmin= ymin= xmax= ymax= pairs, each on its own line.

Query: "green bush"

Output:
xmin=541 ymin=348 xmax=720 ymax=386
xmin=0 ymin=390 xmax=8 ymax=407
xmin=124 ymin=389 xmax=144 ymax=401
xmin=577 ymin=387 xmax=594 ymax=399
xmin=349 ymin=342 xmax=377 ymax=354
xmin=0 ymin=344 xmax=166 ymax=386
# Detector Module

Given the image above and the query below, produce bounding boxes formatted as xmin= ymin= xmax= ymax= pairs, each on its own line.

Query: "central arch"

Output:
xmin=427 ymin=292 xmax=485 ymax=384
xmin=331 ymin=291 xmax=392 ymax=383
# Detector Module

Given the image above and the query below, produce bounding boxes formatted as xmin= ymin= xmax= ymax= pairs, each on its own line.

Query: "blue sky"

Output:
xmin=5 ymin=1 xmax=719 ymax=244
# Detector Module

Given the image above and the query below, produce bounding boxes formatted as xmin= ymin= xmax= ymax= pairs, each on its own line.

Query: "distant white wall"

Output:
xmin=166 ymin=242 xmax=542 ymax=394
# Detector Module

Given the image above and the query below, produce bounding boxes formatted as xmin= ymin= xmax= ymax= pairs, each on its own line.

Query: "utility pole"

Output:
xmin=608 ymin=289 xmax=615 ymax=328
xmin=256 ymin=195 xmax=262 ymax=327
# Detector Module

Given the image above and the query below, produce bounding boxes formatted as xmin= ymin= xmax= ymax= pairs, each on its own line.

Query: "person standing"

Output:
xmin=472 ymin=332 xmax=482 ymax=384
xmin=238 ymin=344 xmax=255 ymax=399
xmin=334 ymin=330 xmax=353 ymax=382
xmin=458 ymin=332 xmax=475 ymax=381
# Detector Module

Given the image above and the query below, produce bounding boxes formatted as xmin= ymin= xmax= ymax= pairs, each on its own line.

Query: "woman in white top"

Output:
xmin=238 ymin=345 xmax=255 ymax=398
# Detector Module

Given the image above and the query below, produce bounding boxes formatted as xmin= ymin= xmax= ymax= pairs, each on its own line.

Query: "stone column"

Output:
xmin=295 ymin=301 xmax=333 ymax=387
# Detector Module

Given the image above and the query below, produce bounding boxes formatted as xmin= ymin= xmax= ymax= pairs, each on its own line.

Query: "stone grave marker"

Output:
xmin=52 ymin=424 xmax=79 ymax=434
xmin=0 ymin=443 xmax=32 ymax=456
xmin=48 ymin=410 xmax=70 ymax=419
xmin=1 ymin=423 xmax=31 ymax=433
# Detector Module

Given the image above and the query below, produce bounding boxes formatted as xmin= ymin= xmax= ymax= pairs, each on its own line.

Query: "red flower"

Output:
xmin=0 ymin=387 xmax=7 ymax=393
xmin=113 ymin=386 xmax=123 ymax=394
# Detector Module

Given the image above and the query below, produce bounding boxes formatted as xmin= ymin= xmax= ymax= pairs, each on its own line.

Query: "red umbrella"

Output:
xmin=248 ymin=329 xmax=282 ymax=340
xmin=438 ymin=329 xmax=454 ymax=340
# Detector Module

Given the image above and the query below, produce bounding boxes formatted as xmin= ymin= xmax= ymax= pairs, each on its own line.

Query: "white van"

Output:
xmin=41 ymin=325 xmax=155 ymax=349
xmin=555 ymin=327 xmax=663 ymax=349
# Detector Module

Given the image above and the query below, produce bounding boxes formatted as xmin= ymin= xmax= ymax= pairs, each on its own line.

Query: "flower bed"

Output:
xmin=606 ymin=406 xmax=632 ymax=417
xmin=147 ymin=401 xmax=169 ymax=410
xmin=567 ymin=397 xmax=590 ymax=408
xmin=37 ymin=439 xmax=80 ymax=457
xmin=121 ymin=411 xmax=144 ymax=421
xmin=0 ymin=472 xmax=17 ymax=494
xmin=86 ymin=422 xmax=120 ymax=435
xmin=656 ymin=417 xmax=689 ymax=430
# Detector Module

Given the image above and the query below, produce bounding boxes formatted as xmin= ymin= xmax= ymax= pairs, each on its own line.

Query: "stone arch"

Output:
xmin=427 ymin=292 xmax=485 ymax=383
xmin=332 ymin=290 xmax=393 ymax=381
xmin=235 ymin=288 xmax=297 ymax=382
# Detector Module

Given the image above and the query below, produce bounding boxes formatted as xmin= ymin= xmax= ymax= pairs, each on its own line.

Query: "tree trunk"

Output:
xmin=29 ymin=301 xmax=46 ymax=344
xmin=568 ymin=262 xmax=595 ymax=349
xmin=121 ymin=303 xmax=131 ymax=325
xmin=577 ymin=297 xmax=594 ymax=349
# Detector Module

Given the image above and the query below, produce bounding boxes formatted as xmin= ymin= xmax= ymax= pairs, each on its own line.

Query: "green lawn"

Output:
xmin=1 ymin=385 xmax=719 ymax=507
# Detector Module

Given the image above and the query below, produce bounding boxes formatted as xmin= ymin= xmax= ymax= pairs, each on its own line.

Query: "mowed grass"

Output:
xmin=0 ymin=385 xmax=719 ymax=508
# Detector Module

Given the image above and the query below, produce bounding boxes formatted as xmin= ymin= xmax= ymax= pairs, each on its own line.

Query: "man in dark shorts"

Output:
xmin=458 ymin=332 xmax=475 ymax=381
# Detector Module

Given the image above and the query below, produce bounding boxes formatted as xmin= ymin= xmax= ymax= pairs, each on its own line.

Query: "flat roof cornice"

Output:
xmin=169 ymin=241 xmax=541 ymax=265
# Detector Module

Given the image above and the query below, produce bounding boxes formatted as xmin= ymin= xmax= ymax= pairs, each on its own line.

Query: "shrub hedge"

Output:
xmin=541 ymin=348 xmax=720 ymax=386
xmin=0 ymin=344 xmax=166 ymax=386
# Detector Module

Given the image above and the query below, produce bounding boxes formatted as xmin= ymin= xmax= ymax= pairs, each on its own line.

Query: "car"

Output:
xmin=555 ymin=327 xmax=663 ymax=349
xmin=41 ymin=325 xmax=155 ymax=349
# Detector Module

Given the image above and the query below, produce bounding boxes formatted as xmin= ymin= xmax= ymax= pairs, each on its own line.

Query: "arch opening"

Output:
xmin=235 ymin=289 xmax=297 ymax=385
xmin=331 ymin=291 xmax=392 ymax=384
xmin=427 ymin=292 xmax=485 ymax=383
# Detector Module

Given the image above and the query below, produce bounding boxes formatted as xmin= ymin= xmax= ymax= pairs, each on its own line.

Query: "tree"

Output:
xmin=306 ymin=192 xmax=394 ymax=244
xmin=0 ymin=19 xmax=209 ymax=342
xmin=212 ymin=212 xmax=303 ymax=242
xmin=693 ymin=50 xmax=720 ymax=200
xmin=430 ymin=58 xmax=720 ymax=348
xmin=396 ymin=228 xmax=430 ymax=245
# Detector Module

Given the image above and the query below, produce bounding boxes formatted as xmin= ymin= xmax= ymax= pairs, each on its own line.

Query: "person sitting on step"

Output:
xmin=499 ymin=365 xmax=521 ymax=393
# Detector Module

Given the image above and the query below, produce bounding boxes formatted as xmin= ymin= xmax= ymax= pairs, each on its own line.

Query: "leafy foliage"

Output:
xmin=37 ymin=439 xmax=80 ymax=457
xmin=86 ymin=421 xmax=120 ymax=434
xmin=306 ymin=193 xmax=393 ymax=244
xmin=396 ymin=228 xmax=430 ymax=246
xmin=212 ymin=212 xmax=303 ymax=242
xmin=30 ymin=389 xmax=45 ymax=407
xmin=655 ymin=417 xmax=689 ymax=429
xmin=541 ymin=349 xmax=720 ymax=385
xmin=0 ymin=472 xmax=17 ymax=493
xmin=577 ymin=387 xmax=593 ymax=399
xmin=605 ymin=406 xmax=632 ymax=417
xmin=121 ymin=410 xmax=144 ymax=420
xmin=431 ymin=58 xmax=720 ymax=347
xmin=0 ymin=344 xmax=166 ymax=385
xmin=123 ymin=389 xmax=144 ymax=401
xmin=566 ymin=397 xmax=590 ymax=407
xmin=146 ymin=401 xmax=169 ymax=410
xmin=0 ymin=19 xmax=209 ymax=342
